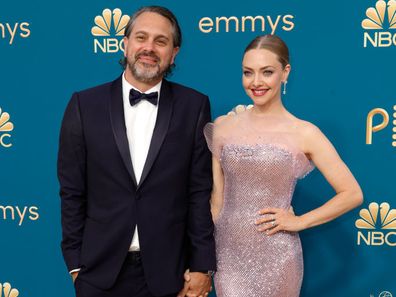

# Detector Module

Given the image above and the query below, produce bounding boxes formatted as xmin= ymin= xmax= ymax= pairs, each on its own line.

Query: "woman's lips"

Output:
xmin=251 ymin=88 xmax=269 ymax=96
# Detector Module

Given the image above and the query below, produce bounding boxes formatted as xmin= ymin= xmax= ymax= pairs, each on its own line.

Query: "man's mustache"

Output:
xmin=135 ymin=51 xmax=160 ymax=63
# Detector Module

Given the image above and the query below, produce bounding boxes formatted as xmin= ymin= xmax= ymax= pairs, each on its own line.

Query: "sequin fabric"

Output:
xmin=204 ymin=110 xmax=314 ymax=297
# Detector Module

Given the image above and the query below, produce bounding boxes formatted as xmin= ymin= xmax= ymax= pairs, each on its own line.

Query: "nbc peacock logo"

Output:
xmin=0 ymin=282 xmax=19 ymax=297
xmin=362 ymin=0 xmax=396 ymax=47
xmin=0 ymin=107 xmax=14 ymax=148
xmin=91 ymin=8 xmax=130 ymax=54
xmin=356 ymin=202 xmax=396 ymax=246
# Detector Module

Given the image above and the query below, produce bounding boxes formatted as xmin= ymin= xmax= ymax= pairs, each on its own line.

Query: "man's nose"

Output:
xmin=142 ymin=39 xmax=155 ymax=51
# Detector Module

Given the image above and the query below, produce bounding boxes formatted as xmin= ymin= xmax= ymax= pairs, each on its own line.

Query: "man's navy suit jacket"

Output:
xmin=57 ymin=75 xmax=216 ymax=296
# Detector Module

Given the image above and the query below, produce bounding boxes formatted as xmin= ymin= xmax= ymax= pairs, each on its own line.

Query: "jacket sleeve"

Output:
xmin=187 ymin=96 xmax=216 ymax=271
xmin=57 ymin=92 xmax=87 ymax=272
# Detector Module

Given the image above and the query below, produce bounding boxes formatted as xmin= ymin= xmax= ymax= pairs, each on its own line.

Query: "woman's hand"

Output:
xmin=255 ymin=207 xmax=306 ymax=235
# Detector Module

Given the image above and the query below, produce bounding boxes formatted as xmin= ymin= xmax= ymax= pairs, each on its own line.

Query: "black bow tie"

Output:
xmin=129 ymin=89 xmax=158 ymax=106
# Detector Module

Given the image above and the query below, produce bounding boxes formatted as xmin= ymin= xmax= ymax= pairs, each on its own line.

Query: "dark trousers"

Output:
xmin=74 ymin=252 xmax=178 ymax=297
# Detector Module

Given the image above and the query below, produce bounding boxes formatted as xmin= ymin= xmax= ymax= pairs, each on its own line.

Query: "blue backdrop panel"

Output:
xmin=1 ymin=0 xmax=395 ymax=296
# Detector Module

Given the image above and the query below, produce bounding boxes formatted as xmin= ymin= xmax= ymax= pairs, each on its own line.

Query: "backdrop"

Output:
xmin=1 ymin=0 xmax=395 ymax=296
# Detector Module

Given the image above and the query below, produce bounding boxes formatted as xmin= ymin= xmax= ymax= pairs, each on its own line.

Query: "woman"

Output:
xmin=204 ymin=35 xmax=363 ymax=297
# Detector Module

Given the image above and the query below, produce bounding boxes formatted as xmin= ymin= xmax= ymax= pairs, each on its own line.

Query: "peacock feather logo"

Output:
xmin=91 ymin=8 xmax=130 ymax=37
xmin=0 ymin=282 xmax=19 ymax=297
xmin=355 ymin=202 xmax=396 ymax=229
xmin=0 ymin=108 xmax=14 ymax=132
xmin=362 ymin=0 xmax=396 ymax=29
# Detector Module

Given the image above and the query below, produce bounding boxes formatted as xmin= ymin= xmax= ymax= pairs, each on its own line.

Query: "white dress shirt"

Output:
xmin=122 ymin=73 xmax=162 ymax=251
xmin=69 ymin=75 xmax=161 ymax=273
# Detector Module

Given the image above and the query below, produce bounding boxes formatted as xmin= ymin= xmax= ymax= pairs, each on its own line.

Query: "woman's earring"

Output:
xmin=283 ymin=81 xmax=287 ymax=95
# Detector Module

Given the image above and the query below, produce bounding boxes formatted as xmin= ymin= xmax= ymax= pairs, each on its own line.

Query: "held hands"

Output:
xmin=177 ymin=269 xmax=212 ymax=297
xmin=255 ymin=207 xmax=306 ymax=235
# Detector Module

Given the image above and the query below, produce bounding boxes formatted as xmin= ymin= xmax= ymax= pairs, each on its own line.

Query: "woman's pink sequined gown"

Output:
xmin=204 ymin=110 xmax=314 ymax=297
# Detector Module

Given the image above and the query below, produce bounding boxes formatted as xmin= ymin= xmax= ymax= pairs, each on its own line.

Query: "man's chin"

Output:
xmin=130 ymin=67 xmax=157 ymax=81
xmin=128 ymin=63 xmax=169 ymax=83
xmin=134 ymin=73 xmax=162 ymax=83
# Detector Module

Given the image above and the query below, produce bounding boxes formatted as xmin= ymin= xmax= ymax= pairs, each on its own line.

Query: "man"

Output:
xmin=58 ymin=6 xmax=216 ymax=297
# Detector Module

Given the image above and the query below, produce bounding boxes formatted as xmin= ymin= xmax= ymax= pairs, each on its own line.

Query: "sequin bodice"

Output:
xmin=222 ymin=143 xmax=301 ymax=211
xmin=204 ymin=110 xmax=314 ymax=297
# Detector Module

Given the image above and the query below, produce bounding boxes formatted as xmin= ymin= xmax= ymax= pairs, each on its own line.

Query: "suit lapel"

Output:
xmin=109 ymin=76 xmax=138 ymax=187
xmin=138 ymin=80 xmax=173 ymax=188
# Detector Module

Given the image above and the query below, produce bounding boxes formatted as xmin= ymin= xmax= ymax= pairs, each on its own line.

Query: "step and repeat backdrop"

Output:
xmin=1 ymin=0 xmax=395 ymax=296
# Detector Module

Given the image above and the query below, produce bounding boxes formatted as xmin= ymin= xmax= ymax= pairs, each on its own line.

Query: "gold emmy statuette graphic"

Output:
xmin=91 ymin=8 xmax=130 ymax=36
xmin=0 ymin=282 xmax=19 ymax=297
xmin=0 ymin=107 xmax=14 ymax=148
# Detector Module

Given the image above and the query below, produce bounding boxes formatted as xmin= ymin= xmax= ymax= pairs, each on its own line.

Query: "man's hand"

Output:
xmin=177 ymin=270 xmax=192 ymax=297
xmin=178 ymin=271 xmax=212 ymax=297
xmin=71 ymin=271 xmax=79 ymax=283
xmin=186 ymin=272 xmax=212 ymax=297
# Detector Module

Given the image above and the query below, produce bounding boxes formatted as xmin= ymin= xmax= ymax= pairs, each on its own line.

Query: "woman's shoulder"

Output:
xmin=205 ymin=113 xmax=242 ymax=139
xmin=291 ymin=118 xmax=327 ymax=151
xmin=213 ymin=112 xmax=241 ymax=127
xmin=214 ymin=115 xmax=229 ymax=125
xmin=292 ymin=117 xmax=322 ymax=135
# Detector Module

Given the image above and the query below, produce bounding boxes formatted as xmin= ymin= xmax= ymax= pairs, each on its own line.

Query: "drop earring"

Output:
xmin=282 ymin=81 xmax=287 ymax=95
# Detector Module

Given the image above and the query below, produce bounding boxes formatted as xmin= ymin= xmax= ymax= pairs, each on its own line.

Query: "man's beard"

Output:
xmin=128 ymin=51 xmax=171 ymax=83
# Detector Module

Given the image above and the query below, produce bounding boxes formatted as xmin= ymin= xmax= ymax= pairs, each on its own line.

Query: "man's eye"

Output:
xmin=156 ymin=39 xmax=167 ymax=46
